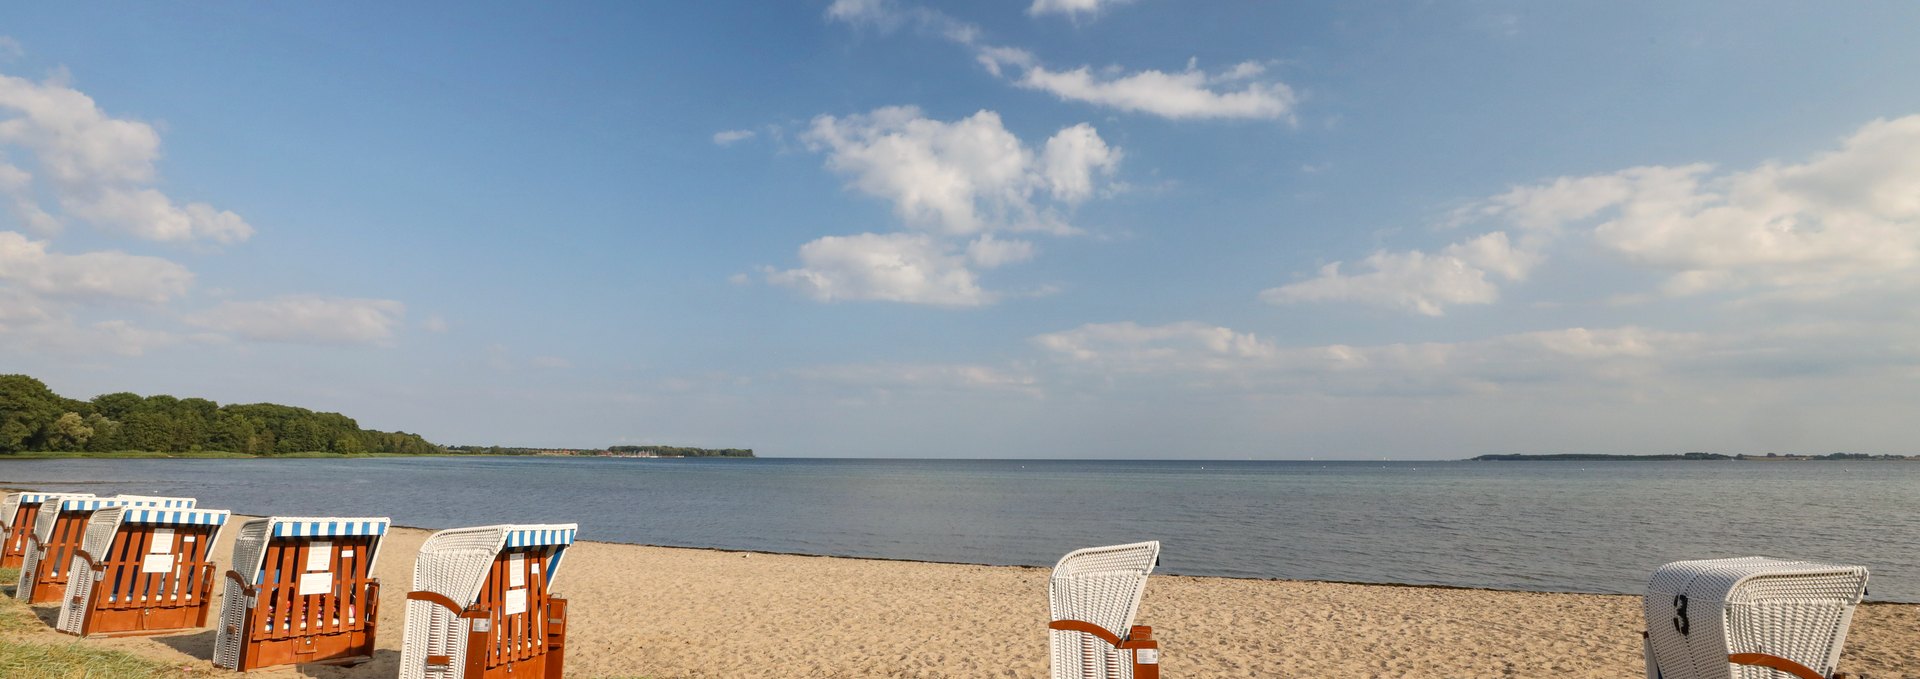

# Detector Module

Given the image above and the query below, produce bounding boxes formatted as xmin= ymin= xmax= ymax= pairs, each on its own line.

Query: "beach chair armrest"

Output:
xmin=1728 ymin=653 xmax=1837 ymax=679
xmin=406 ymin=590 xmax=466 ymax=616
xmin=1048 ymin=619 xmax=1124 ymax=647
xmin=224 ymin=570 xmax=255 ymax=597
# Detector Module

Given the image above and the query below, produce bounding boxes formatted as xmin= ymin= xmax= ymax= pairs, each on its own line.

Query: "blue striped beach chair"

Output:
xmin=1 ymin=492 xmax=94 ymax=569
xmin=213 ymin=516 xmax=392 ymax=671
xmin=400 ymin=523 xmax=579 ymax=679
xmin=16 ymin=495 xmax=197 ymax=604
xmin=55 ymin=505 xmax=230 ymax=637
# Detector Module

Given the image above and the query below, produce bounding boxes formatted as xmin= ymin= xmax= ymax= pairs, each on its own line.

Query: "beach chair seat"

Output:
xmin=213 ymin=516 xmax=391 ymax=671
xmin=1643 ymin=556 xmax=1868 ymax=679
xmin=400 ymin=523 xmax=578 ymax=679
xmin=16 ymin=495 xmax=197 ymax=604
xmin=56 ymin=505 xmax=230 ymax=637
xmin=1 ymin=492 xmax=94 ymax=569
xmin=1048 ymin=541 xmax=1161 ymax=679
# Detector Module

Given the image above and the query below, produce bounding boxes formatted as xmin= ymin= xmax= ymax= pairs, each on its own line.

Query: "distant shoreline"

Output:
xmin=0 ymin=450 xmax=754 ymax=460
xmin=1471 ymin=453 xmax=1913 ymax=461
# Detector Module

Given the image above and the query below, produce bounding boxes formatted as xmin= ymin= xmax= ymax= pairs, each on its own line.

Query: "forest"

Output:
xmin=0 ymin=374 xmax=444 ymax=455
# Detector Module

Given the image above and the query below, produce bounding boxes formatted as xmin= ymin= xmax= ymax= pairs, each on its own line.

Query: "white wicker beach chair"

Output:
xmin=2 ymin=492 xmax=93 ymax=569
xmin=212 ymin=516 xmax=392 ymax=671
xmin=400 ymin=523 xmax=578 ymax=679
xmin=16 ymin=495 xmax=197 ymax=604
xmin=55 ymin=504 xmax=230 ymax=637
xmin=1643 ymin=556 xmax=1868 ymax=679
xmin=1048 ymin=541 xmax=1162 ymax=679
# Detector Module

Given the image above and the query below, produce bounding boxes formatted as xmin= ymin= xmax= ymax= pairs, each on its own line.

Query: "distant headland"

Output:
xmin=1471 ymin=452 xmax=1910 ymax=461
xmin=0 ymin=374 xmax=750 ymax=459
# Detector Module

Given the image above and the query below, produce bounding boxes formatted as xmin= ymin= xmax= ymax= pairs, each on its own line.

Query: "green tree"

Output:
xmin=0 ymin=375 xmax=64 ymax=453
xmin=83 ymin=414 xmax=123 ymax=452
xmin=45 ymin=412 xmax=94 ymax=451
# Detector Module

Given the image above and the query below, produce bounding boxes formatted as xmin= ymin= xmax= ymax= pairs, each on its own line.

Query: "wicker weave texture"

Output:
xmin=398 ymin=523 xmax=577 ymax=679
xmin=212 ymin=518 xmax=274 ymax=669
xmin=2 ymin=492 xmax=92 ymax=529
xmin=1048 ymin=541 xmax=1159 ymax=679
xmin=1644 ymin=556 xmax=1866 ymax=679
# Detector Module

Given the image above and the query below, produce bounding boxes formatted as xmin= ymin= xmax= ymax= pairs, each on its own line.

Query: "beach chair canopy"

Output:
xmin=1049 ymin=541 xmax=1161 ymax=679
xmin=1645 ymin=556 xmax=1868 ymax=679
xmin=213 ymin=516 xmax=392 ymax=671
xmin=400 ymin=523 xmax=578 ymax=679
xmin=1 ymin=492 xmax=94 ymax=530
xmin=16 ymin=495 xmax=198 ymax=603
xmin=55 ymin=505 xmax=230 ymax=637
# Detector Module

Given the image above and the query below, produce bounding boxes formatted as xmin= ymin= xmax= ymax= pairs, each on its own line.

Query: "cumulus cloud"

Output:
xmin=1028 ymin=0 xmax=1137 ymax=19
xmin=0 ymin=230 xmax=193 ymax=302
xmin=1262 ymin=232 xmax=1540 ymax=316
xmin=712 ymin=129 xmax=756 ymax=146
xmin=804 ymin=106 xmax=1115 ymax=236
xmin=0 ymin=73 xmax=252 ymax=242
xmin=186 ymin=295 xmax=405 ymax=345
xmin=766 ymin=232 xmax=991 ymax=306
xmin=1458 ymin=115 xmax=1920 ymax=299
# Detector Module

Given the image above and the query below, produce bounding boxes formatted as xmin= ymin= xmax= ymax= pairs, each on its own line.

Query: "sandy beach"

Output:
xmin=12 ymin=522 xmax=1917 ymax=678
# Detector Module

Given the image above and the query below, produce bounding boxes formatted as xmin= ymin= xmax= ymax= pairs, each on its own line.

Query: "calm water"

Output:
xmin=3 ymin=457 xmax=1915 ymax=602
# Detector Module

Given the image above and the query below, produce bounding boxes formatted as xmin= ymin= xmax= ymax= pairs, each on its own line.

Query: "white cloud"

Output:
xmin=1459 ymin=115 xmax=1920 ymax=299
xmin=1033 ymin=320 xmax=1710 ymax=396
xmin=1040 ymin=123 xmax=1120 ymax=204
xmin=1028 ymin=0 xmax=1137 ymax=19
xmin=0 ymin=230 xmax=193 ymax=302
xmin=186 ymin=295 xmax=405 ymax=345
xmin=0 ymin=73 xmax=252 ymax=243
xmin=1262 ymin=232 xmax=1540 ymax=316
xmin=766 ymin=232 xmax=990 ymax=306
xmin=828 ymin=4 xmax=1295 ymax=122
xmin=963 ymin=233 xmax=1034 ymax=268
xmin=712 ymin=129 xmax=756 ymax=146
xmin=787 ymin=362 xmax=1039 ymax=396
xmin=1008 ymin=59 xmax=1298 ymax=121
xmin=804 ymin=106 xmax=1116 ymax=236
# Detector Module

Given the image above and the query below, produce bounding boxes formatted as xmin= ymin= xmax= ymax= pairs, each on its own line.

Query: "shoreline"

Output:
xmin=4 ymin=521 xmax=1912 ymax=678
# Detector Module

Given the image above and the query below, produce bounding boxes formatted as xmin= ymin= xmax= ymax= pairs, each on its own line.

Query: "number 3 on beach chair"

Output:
xmin=1642 ymin=557 xmax=1868 ymax=679
xmin=1048 ymin=541 xmax=1161 ymax=679
xmin=399 ymin=523 xmax=578 ymax=679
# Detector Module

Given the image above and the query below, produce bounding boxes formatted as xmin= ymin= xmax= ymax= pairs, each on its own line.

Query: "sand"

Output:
xmin=12 ymin=522 xmax=1917 ymax=678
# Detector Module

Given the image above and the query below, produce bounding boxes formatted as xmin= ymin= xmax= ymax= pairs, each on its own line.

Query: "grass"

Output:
xmin=0 ymin=589 xmax=202 ymax=678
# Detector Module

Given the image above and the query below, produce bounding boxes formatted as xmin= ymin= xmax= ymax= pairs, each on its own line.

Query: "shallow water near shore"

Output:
xmin=4 ymin=457 xmax=1916 ymax=601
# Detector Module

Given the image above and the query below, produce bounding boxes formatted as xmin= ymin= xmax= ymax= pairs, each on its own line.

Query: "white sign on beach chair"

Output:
xmin=1643 ymin=556 xmax=1868 ymax=679
xmin=1048 ymin=541 xmax=1161 ymax=679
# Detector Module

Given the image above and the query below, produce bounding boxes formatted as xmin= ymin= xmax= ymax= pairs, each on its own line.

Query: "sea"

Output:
xmin=3 ymin=457 xmax=1915 ymax=602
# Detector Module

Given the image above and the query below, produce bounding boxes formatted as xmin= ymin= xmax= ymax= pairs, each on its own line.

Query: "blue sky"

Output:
xmin=4 ymin=1 xmax=1919 ymax=458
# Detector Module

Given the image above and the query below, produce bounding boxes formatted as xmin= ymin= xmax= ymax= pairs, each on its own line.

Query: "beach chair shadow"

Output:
xmin=151 ymin=629 xmax=216 ymax=658
xmin=1048 ymin=541 xmax=1161 ymax=679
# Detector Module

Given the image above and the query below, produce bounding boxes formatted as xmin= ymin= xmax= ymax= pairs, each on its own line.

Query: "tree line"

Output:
xmin=607 ymin=445 xmax=754 ymax=458
xmin=0 ymin=374 xmax=444 ymax=455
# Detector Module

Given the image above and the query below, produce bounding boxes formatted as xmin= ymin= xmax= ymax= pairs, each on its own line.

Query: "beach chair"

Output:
xmin=212 ymin=516 xmax=392 ymax=671
xmin=400 ymin=523 xmax=578 ymax=679
xmin=2 ymin=492 xmax=94 ymax=569
xmin=16 ymin=495 xmax=197 ymax=604
xmin=55 ymin=504 xmax=231 ymax=637
xmin=1048 ymin=541 xmax=1162 ymax=679
xmin=1643 ymin=556 xmax=1868 ymax=679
